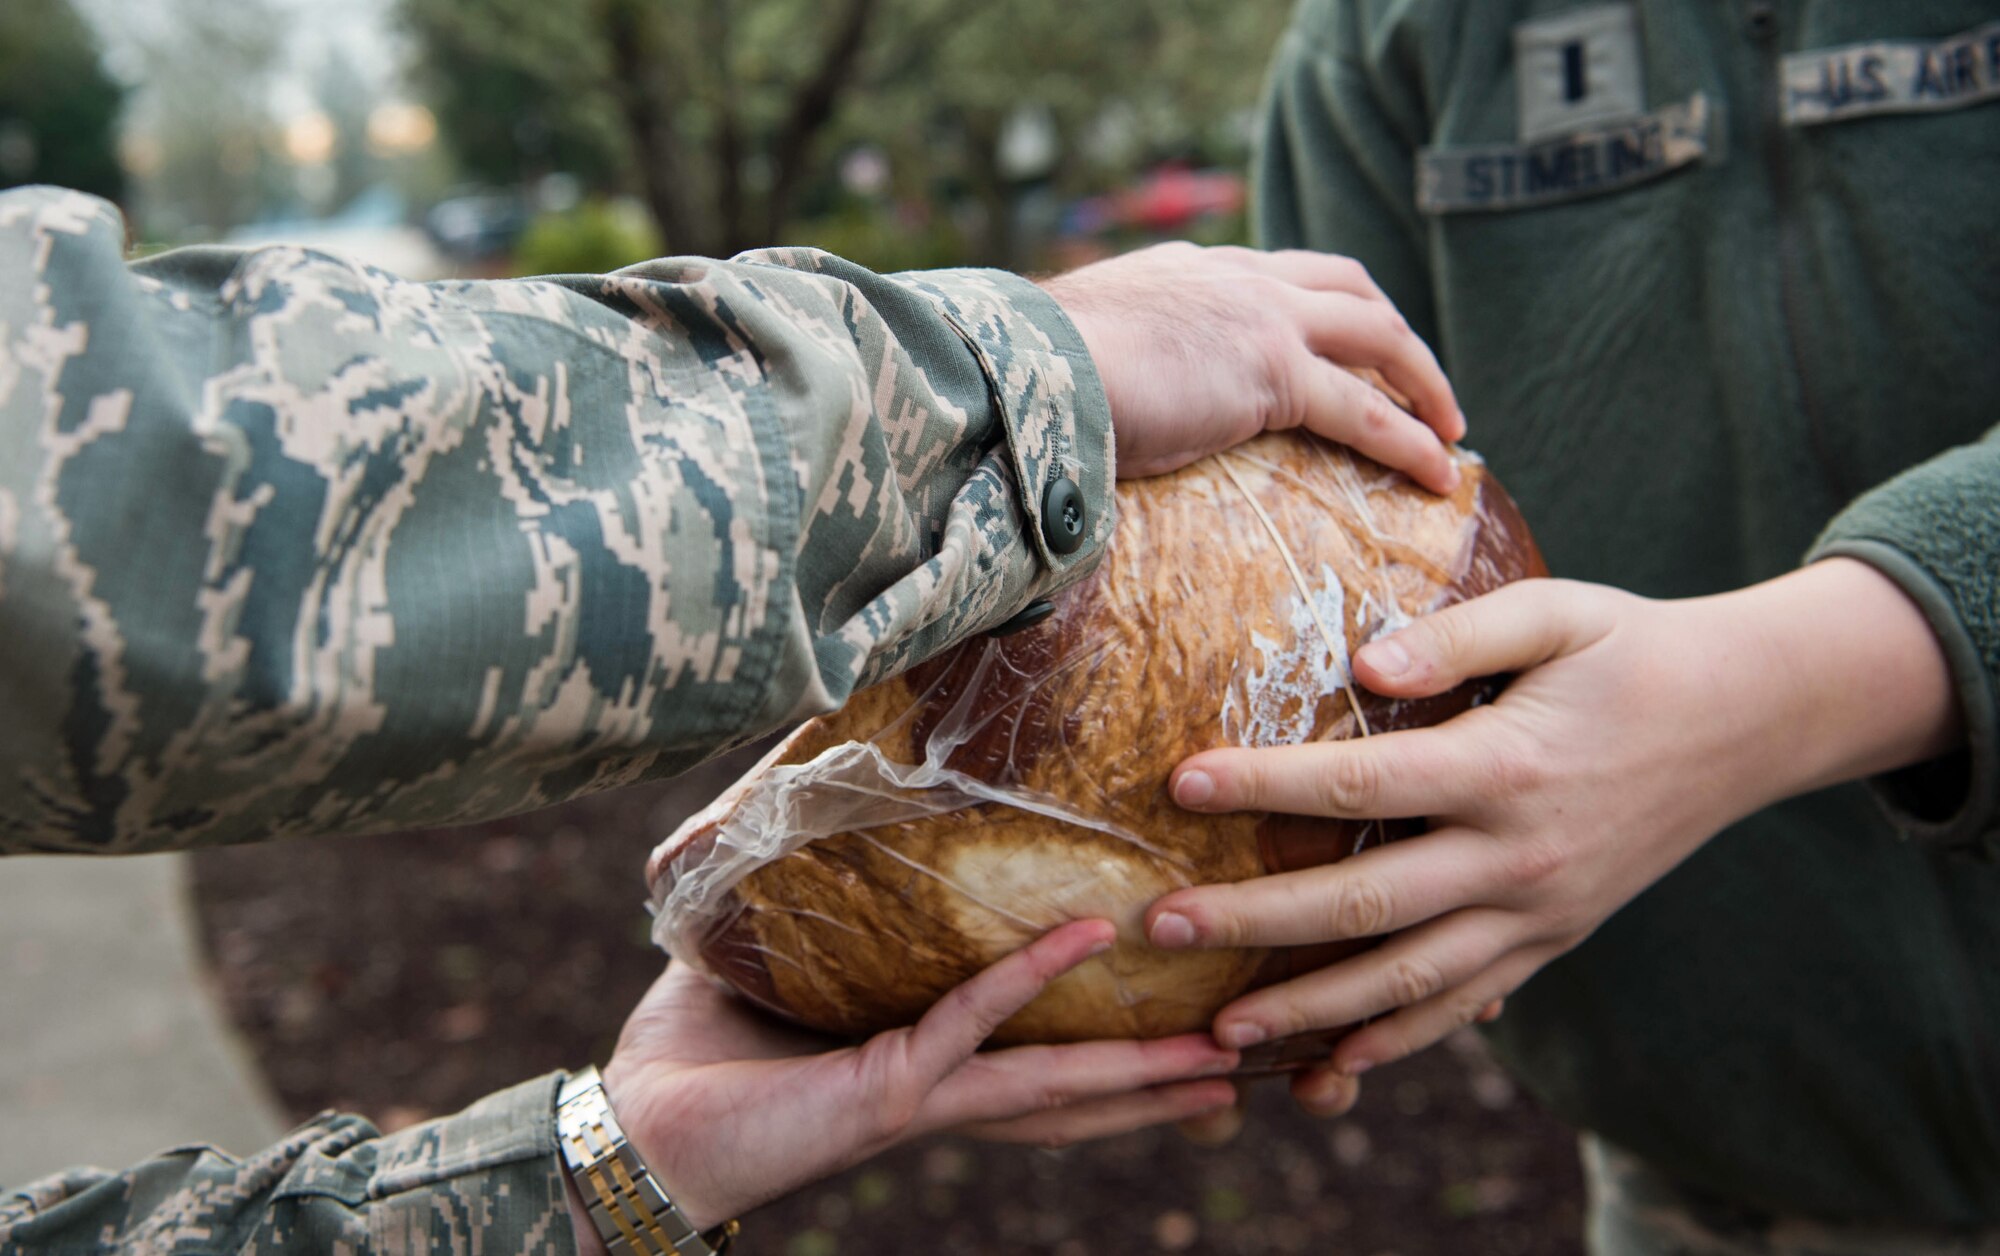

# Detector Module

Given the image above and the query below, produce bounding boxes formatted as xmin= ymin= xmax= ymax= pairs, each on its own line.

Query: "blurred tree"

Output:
xmin=398 ymin=0 xmax=629 ymax=196
xmin=400 ymin=0 xmax=890 ymax=258
xmin=399 ymin=0 xmax=1288 ymax=264
xmin=862 ymin=0 xmax=1290 ymax=265
xmin=0 ymin=0 xmax=126 ymax=200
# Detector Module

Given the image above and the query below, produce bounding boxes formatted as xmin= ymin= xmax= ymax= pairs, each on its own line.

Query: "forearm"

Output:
xmin=0 ymin=1075 xmax=577 ymax=1256
xmin=1806 ymin=426 xmax=2000 ymax=849
xmin=1699 ymin=556 xmax=1963 ymax=811
xmin=0 ymin=189 xmax=1111 ymax=854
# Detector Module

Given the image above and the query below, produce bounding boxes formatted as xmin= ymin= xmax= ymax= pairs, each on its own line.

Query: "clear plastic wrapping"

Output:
xmin=647 ymin=430 xmax=1545 ymax=1069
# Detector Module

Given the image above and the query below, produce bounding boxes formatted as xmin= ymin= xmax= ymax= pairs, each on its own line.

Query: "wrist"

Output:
xmin=560 ymin=1064 xmax=738 ymax=1253
xmin=597 ymin=1062 xmax=731 ymax=1234
xmin=1694 ymin=557 xmax=1961 ymax=806
xmin=1035 ymin=279 xmax=1122 ymax=422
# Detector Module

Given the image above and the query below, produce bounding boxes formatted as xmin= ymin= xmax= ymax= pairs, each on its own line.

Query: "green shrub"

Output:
xmin=512 ymin=199 xmax=662 ymax=276
xmin=789 ymin=203 xmax=970 ymax=274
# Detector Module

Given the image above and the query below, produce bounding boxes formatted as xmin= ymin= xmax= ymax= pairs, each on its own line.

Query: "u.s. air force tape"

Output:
xmin=1783 ymin=21 xmax=2000 ymax=126
xmin=1417 ymin=94 xmax=1710 ymax=215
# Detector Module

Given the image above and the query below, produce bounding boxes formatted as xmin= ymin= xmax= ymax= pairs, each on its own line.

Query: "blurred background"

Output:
xmin=0 ymin=1 xmax=1588 ymax=1252
xmin=4 ymin=0 xmax=1283 ymax=277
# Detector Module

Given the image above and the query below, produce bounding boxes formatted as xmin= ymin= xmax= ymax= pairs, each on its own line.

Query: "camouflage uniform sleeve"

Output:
xmin=0 ymin=187 xmax=1115 ymax=854
xmin=0 ymin=1072 xmax=579 ymax=1256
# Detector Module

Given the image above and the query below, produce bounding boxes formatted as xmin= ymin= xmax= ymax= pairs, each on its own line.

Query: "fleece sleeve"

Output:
xmin=1810 ymin=425 xmax=2000 ymax=857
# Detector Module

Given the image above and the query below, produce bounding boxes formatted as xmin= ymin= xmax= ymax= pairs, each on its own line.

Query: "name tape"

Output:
xmin=1784 ymin=21 xmax=2000 ymax=126
xmin=1417 ymin=94 xmax=1710 ymax=215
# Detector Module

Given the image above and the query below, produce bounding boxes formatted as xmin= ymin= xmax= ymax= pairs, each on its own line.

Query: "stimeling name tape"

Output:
xmin=1417 ymin=95 xmax=1710 ymax=215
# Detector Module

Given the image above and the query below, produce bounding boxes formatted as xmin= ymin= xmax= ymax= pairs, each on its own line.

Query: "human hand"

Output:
xmin=1160 ymin=991 xmax=1506 ymax=1138
xmin=1042 ymin=243 xmax=1465 ymax=491
xmin=1142 ymin=560 xmax=1959 ymax=1094
xmin=585 ymin=920 xmax=1240 ymax=1244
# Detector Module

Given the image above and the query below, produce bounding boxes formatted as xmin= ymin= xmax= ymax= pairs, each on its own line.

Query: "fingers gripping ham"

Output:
xmin=647 ymin=430 xmax=1545 ymax=1070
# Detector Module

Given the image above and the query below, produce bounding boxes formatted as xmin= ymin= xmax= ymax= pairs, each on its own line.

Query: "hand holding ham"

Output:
xmin=1046 ymin=243 xmax=1465 ymax=489
xmin=1149 ymin=559 xmax=1963 ymax=1108
xmin=571 ymin=921 xmax=1240 ymax=1250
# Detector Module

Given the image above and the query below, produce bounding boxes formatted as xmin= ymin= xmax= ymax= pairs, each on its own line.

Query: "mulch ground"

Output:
xmin=188 ymin=744 xmax=1585 ymax=1256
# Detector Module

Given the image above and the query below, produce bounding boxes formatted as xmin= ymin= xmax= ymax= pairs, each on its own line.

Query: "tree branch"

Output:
xmin=601 ymin=0 xmax=710 ymax=255
xmin=704 ymin=0 xmax=745 ymax=251
xmin=759 ymin=0 xmax=880 ymax=245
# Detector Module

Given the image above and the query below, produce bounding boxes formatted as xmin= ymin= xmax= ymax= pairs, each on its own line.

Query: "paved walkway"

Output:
xmin=1 ymin=853 xmax=286 ymax=1188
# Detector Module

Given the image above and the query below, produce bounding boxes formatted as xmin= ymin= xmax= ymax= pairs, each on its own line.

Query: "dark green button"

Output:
xmin=989 ymin=599 xmax=1055 ymax=638
xmin=1042 ymin=478 xmax=1086 ymax=555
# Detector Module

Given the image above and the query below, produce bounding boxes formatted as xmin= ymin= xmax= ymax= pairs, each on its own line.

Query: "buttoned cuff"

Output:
xmin=899 ymin=269 xmax=1117 ymax=577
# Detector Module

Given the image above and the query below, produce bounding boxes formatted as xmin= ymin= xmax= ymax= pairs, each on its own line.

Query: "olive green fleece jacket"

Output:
xmin=1256 ymin=0 xmax=1999 ymax=1228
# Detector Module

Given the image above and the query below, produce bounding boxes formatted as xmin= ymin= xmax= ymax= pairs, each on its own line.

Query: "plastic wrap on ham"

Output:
xmin=646 ymin=429 xmax=1546 ymax=1071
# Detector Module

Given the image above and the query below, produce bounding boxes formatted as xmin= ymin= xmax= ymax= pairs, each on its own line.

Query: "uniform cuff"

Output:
xmin=1807 ymin=539 xmax=1999 ymax=855
xmin=353 ymin=1071 xmax=579 ymax=1253
xmin=898 ymin=269 xmax=1117 ymax=577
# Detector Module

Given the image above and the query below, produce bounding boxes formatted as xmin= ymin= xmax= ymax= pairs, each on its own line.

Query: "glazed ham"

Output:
xmin=647 ymin=429 xmax=1545 ymax=1071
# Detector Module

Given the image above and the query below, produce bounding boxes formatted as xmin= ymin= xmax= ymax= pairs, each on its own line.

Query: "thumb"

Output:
xmin=1353 ymin=579 xmax=1607 ymax=698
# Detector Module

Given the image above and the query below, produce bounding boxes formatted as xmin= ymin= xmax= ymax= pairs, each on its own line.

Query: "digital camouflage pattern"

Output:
xmin=1584 ymin=1136 xmax=2000 ymax=1256
xmin=0 ymin=186 xmax=1113 ymax=856
xmin=0 ymin=184 xmax=1113 ymax=1252
xmin=0 ymin=1078 xmax=574 ymax=1256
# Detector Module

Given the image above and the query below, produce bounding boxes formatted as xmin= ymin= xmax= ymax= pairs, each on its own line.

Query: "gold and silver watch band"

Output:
xmin=556 ymin=1066 xmax=739 ymax=1256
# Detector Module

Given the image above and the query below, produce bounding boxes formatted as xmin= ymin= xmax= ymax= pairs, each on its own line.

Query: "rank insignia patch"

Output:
xmin=1514 ymin=4 xmax=1647 ymax=143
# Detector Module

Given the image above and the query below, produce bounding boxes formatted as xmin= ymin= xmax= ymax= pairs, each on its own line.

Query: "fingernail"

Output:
xmin=1198 ymin=1056 xmax=1240 ymax=1077
xmin=1087 ymin=939 xmax=1115 ymax=958
xmin=1173 ymin=769 xmax=1215 ymax=808
xmin=1150 ymin=911 xmax=1196 ymax=949
xmin=1443 ymin=463 xmax=1462 ymax=491
xmin=1358 ymin=638 xmax=1410 ymax=678
xmin=1303 ymin=1077 xmax=1356 ymax=1114
xmin=1219 ymin=1023 xmax=1267 ymax=1049
xmin=1341 ymin=1057 xmax=1375 ymax=1077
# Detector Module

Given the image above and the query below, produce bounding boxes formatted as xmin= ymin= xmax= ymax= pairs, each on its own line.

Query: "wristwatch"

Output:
xmin=555 ymin=1066 xmax=740 ymax=1256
